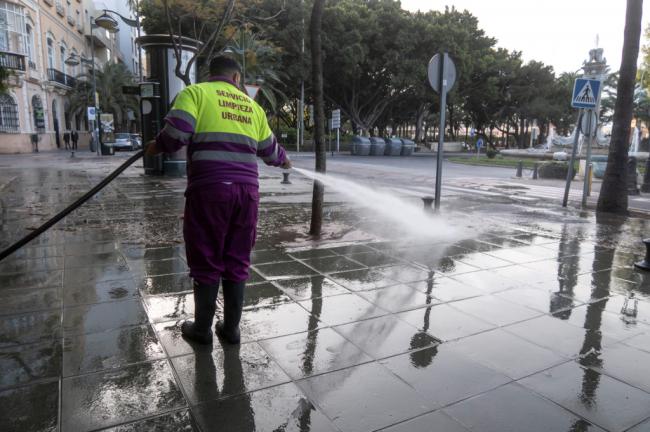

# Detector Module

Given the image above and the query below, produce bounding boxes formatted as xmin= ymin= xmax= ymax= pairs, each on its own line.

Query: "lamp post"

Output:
xmin=94 ymin=9 xmax=143 ymax=81
xmin=65 ymin=53 xmax=95 ymax=153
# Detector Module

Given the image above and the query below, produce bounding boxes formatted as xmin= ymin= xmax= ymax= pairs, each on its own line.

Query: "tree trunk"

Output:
xmin=598 ymin=0 xmax=643 ymax=214
xmin=309 ymin=0 xmax=326 ymax=236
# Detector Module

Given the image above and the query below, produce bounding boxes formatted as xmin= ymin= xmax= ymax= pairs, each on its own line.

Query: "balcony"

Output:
xmin=55 ymin=2 xmax=64 ymax=16
xmin=0 ymin=51 xmax=26 ymax=72
xmin=76 ymin=20 xmax=84 ymax=33
xmin=47 ymin=68 xmax=76 ymax=88
xmin=43 ymin=0 xmax=53 ymax=5
xmin=67 ymin=15 xmax=75 ymax=26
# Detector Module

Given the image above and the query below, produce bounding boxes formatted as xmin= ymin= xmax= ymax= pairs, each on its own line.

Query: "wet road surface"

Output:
xmin=1 ymin=151 xmax=650 ymax=431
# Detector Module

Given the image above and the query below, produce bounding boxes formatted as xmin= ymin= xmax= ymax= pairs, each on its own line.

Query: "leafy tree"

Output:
xmin=0 ymin=66 xmax=8 ymax=94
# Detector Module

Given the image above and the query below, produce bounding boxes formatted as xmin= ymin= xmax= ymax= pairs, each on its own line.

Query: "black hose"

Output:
xmin=0 ymin=150 xmax=145 ymax=262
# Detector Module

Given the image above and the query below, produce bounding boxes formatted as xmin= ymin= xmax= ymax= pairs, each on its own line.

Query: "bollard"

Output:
xmin=587 ymin=163 xmax=593 ymax=196
xmin=532 ymin=163 xmax=539 ymax=180
xmin=281 ymin=172 xmax=292 ymax=185
xmin=634 ymin=238 xmax=650 ymax=271
xmin=628 ymin=157 xmax=640 ymax=195
xmin=422 ymin=196 xmax=434 ymax=212
xmin=516 ymin=161 xmax=523 ymax=178
xmin=642 ymin=156 xmax=650 ymax=193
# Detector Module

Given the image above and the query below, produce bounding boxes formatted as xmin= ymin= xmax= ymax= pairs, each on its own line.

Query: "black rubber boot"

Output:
xmin=216 ymin=280 xmax=245 ymax=344
xmin=181 ymin=280 xmax=219 ymax=345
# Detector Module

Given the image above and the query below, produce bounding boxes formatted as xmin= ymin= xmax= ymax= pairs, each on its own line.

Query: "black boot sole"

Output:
xmin=181 ymin=321 xmax=213 ymax=345
xmin=215 ymin=321 xmax=241 ymax=344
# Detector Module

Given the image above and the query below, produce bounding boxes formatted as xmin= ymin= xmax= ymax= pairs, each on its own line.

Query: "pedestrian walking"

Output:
xmin=30 ymin=133 xmax=39 ymax=153
xmin=146 ymin=56 xmax=291 ymax=345
xmin=63 ymin=131 xmax=70 ymax=150
xmin=71 ymin=130 xmax=78 ymax=150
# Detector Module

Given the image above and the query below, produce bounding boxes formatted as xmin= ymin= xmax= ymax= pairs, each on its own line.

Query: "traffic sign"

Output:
xmin=580 ymin=110 xmax=598 ymax=136
xmin=87 ymin=106 xmax=96 ymax=121
xmin=331 ymin=109 xmax=341 ymax=129
xmin=245 ymin=85 xmax=260 ymax=99
xmin=427 ymin=53 xmax=457 ymax=94
xmin=572 ymin=78 xmax=602 ymax=109
xmin=476 ymin=138 xmax=484 ymax=149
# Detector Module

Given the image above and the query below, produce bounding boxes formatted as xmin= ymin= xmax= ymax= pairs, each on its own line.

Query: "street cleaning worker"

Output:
xmin=146 ymin=56 xmax=291 ymax=345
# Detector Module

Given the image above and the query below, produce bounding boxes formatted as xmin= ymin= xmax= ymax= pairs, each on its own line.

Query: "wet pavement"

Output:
xmin=1 ymin=151 xmax=650 ymax=431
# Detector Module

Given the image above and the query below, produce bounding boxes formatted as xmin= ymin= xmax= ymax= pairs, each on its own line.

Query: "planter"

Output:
xmin=538 ymin=161 xmax=575 ymax=180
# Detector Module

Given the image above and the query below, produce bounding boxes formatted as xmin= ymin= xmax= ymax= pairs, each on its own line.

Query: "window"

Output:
xmin=0 ymin=94 xmax=19 ymax=133
xmin=70 ymin=48 xmax=78 ymax=76
xmin=25 ymin=23 xmax=35 ymax=68
xmin=0 ymin=1 xmax=27 ymax=54
xmin=32 ymin=95 xmax=45 ymax=132
xmin=66 ymin=0 xmax=71 ymax=17
xmin=47 ymin=37 xmax=54 ymax=69
xmin=59 ymin=44 xmax=66 ymax=74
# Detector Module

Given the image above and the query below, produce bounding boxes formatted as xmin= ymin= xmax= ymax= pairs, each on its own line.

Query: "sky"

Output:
xmin=401 ymin=0 xmax=650 ymax=74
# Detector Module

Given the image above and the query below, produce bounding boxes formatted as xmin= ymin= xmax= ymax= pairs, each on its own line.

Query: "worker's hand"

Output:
xmin=145 ymin=140 xmax=159 ymax=156
xmin=281 ymin=158 xmax=292 ymax=170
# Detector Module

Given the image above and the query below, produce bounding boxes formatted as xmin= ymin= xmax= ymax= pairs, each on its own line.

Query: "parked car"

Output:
xmin=112 ymin=133 xmax=135 ymax=151
xmin=130 ymin=134 xmax=142 ymax=149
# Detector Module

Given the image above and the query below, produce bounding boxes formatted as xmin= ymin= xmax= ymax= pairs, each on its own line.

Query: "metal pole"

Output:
xmin=563 ymin=111 xmax=584 ymax=207
xmin=135 ymin=0 xmax=142 ymax=81
xmin=298 ymin=0 xmax=305 ymax=153
xmin=582 ymin=109 xmax=594 ymax=207
xmin=299 ymin=82 xmax=304 ymax=152
xmin=336 ymin=127 xmax=340 ymax=153
xmin=434 ymin=53 xmax=447 ymax=211
xmin=90 ymin=15 xmax=99 ymax=156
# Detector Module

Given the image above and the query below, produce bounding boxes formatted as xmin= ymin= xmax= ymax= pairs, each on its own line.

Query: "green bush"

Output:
xmin=538 ymin=162 xmax=575 ymax=179
xmin=486 ymin=148 xmax=498 ymax=159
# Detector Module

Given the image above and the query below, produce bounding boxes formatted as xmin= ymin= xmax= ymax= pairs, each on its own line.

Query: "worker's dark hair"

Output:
xmin=209 ymin=56 xmax=242 ymax=77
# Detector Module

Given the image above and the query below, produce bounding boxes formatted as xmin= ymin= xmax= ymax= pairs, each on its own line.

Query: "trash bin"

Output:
xmin=384 ymin=138 xmax=402 ymax=156
xmin=369 ymin=137 xmax=386 ymax=156
xmin=400 ymin=138 xmax=415 ymax=156
xmin=591 ymin=155 xmax=608 ymax=178
xmin=351 ymin=136 xmax=371 ymax=156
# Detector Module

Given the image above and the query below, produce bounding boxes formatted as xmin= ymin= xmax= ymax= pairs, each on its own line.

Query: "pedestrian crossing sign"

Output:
xmin=572 ymin=78 xmax=602 ymax=109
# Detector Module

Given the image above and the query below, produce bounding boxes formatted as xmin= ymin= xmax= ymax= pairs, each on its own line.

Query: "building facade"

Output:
xmin=0 ymin=0 xmax=138 ymax=153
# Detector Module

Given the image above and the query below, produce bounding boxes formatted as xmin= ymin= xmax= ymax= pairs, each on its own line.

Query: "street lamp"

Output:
xmin=94 ymin=9 xmax=143 ymax=81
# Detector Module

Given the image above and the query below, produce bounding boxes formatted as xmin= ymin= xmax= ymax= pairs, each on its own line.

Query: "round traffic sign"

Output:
xmin=580 ymin=110 xmax=598 ymax=137
xmin=427 ymin=53 xmax=457 ymax=94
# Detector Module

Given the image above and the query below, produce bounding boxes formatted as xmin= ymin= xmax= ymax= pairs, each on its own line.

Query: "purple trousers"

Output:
xmin=184 ymin=183 xmax=259 ymax=285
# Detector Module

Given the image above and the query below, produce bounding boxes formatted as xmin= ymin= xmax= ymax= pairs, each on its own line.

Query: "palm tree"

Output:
xmin=68 ymin=62 xmax=139 ymax=131
xmin=597 ymin=0 xmax=644 ymax=214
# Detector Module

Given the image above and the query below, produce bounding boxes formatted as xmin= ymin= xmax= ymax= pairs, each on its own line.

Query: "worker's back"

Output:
xmin=160 ymin=77 xmax=284 ymax=193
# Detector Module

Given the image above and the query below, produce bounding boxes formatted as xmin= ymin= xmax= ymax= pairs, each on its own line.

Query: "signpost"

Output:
xmin=476 ymin=137 xmax=484 ymax=159
xmin=427 ymin=52 xmax=457 ymax=211
xmin=332 ymin=109 xmax=341 ymax=154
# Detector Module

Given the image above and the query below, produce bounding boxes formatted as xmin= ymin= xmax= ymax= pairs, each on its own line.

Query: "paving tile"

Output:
xmin=327 ymin=244 xmax=375 ymax=255
xmin=97 ymin=409 xmax=197 ymax=431
xmin=287 ymin=248 xmax=338 ymax=260
xmin=504 ymin=315 xmax=612 ymax=358
xmin=0 ymin=286 xmax=61 ymax=315
xmin=239 ymin=302 xmax=320 ymax=342
xmin=444 ymin=383 xmax=605 ymax=432
xmin=297 ymin=362 xmax=432 ymax=432
xmin=455 ymin=252 xmax=512 ymax=270
xmin=408 ymin=276 xmax=484 ymax=303
xmin=623 ymin=331 xmax=650 ymax=353
xmin=0 ymin=269 xmax=62 ymax=290
xmin=627 ymin=418 xmax=650 ymax=431
xmin=64 ymin=252 xmax=126 ymax=269
xmin=333 ymin=315 xmax=438 ymax=359
xmin=370 ymin=264 xmax=432 ymax=284
xmin=259 ymin=328 xmax=373 ymax=379
xmin=380 ymin=344 xmax=511 ymax=408
xmin=246 ymin=267 xmax=266 ymax=284
xmin=133 ymin=258 xmax=188 ymax=278
xmin=144 ymin=292 xmax=195 ymax=324
xmin=61 ymin=359 xmax=186 ymax=431
xmin=0 ymin=256 xmax=64 ymax=274
xmin=171 ymin=342 xmax=290 ymax=405
xmin=242 ymin=281 xmax=293 ymax=310
xmin=153 ymin=320 xmax=203 ymax=358
xmin=450 ymin=294 xmax=542 ymax=327
xmin=193 ymin=382 xmax=339 ymax=432
xmin=64 ymin=264 xmax=132 ymax=286
xmin=328 ymin=268 xmax=400 ymax=291
xmin=429 ymin=257 xmax=479 ymax=276
xmin=63 ymin=278 xmax=138 ymax=306
xmin=520 ymin=361 xmax=650 ymax=432
xmin=0 ymin=381 xmax=59 ymax=432
xmin=485 ymin=248 xmax=540 ymax=264
xmin=496 ymin=285 xmax=582 ymax=314
xmin=448 ymin=329 xmax=567 ymax=379
xmin=250 ymin=249 xmax=294 ymax=264
xmin=274 ymin=275 xmax=349 ymax=301
xmin=301 ymin=255 xmax=366 ymax=273
xmin=492 ymin=264 xmax=558 ymax=284
xmin=138 ymin=273 xmax=192 ymax=296
xmin=0 ymin=310 xmax=62 ymax=347
xmin=299 ymin=293 xmax=387 ymax=326
xmin=450 ymin=270 xmax=520 ymax=293
xmin=344 ymin=251 xmax=400 ymax=267
xmin=63 ymin=298 xmax=148 ymax=336
xmin=604 ymin=295 xmax=650 ymax=325
xmin=63 ymin=324 xmax=165 ymax=376
xmin=255 ymin=260 xmax=317 ymax=280
xmin=397 ymin=304 xmax=495 ymax=341
xmin=122 ymin=245 xmax=184 ymax=261
xmin=378 ymin=410 xmax=471 ymax=432
xmin=0 ymin=339 xmax=62 ymax=389
xmin=581 ymin=343 xmax=650 ymax=394
xmin=358 ymin=284 xmax=437 ymax=313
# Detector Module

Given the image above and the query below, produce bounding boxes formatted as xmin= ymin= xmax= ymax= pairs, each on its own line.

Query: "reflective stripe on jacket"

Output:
xmin=156 ymin=76 xmax=286 ymax=192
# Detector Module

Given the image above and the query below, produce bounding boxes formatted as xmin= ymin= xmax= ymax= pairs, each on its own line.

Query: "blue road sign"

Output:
xmin=476 ymin=138 xmax=484 ymax=149
xmin=572 ymin=78 xmax=602 ymax=109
